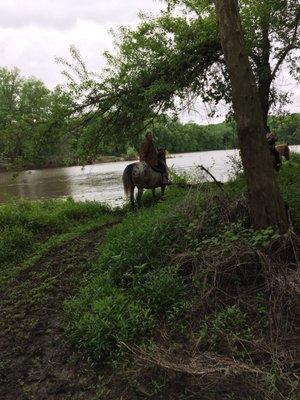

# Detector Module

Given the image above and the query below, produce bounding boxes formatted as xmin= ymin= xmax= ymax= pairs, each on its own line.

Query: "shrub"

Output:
xmin=195 ymin=223 xmax=278 ymax=251
xmin=198 ymin=305 xmax=252 ymax=352
xmin=65 ymin=274 xmax=154 ymax=359
xmin=132 ymin=265 xmax=186 ymax=314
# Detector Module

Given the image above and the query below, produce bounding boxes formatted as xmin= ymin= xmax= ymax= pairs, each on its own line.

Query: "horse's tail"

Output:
xmin=122 ymin=164 xmax=134 ymax=198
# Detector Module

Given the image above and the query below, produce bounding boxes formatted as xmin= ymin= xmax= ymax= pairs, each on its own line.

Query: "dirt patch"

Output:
xmin=0 ymin=222 xmax=118 ymax=400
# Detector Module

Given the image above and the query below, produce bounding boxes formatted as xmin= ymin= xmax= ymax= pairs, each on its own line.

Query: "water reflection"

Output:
xmin=0 ymin=168 xmax=73 ymax=203
xmin=0 ymin=146 xmax=299 ymax=205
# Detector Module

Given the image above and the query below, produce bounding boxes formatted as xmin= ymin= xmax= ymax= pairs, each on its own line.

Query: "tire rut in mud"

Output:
xmin=0 ymin=223 xmax=116 ymax=400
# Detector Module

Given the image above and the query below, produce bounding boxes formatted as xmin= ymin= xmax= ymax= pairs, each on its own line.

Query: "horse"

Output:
xmin=122 ymin=149 xmax=168 ymax=208
xmin=276 ymin=143 xmax=290 ymax=162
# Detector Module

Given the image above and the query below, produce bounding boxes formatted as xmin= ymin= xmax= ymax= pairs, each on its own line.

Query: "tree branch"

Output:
xmin=249 ymin=51 xmax=260 ymax=65
xmin=271 ymin=8 xmax=300 ymax=80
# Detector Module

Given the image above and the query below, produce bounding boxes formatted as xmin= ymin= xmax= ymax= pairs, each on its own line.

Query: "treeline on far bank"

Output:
xmin=0 ymin=66 xmax=299 ymax=170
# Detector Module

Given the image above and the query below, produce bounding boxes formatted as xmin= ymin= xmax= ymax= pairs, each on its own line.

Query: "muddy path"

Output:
xmin=0 ymin=222 xmax=118 ymax=400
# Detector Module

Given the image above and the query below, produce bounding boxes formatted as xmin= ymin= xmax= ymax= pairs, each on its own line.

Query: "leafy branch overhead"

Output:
xmin=58 ymin=16 xmax=223 ymax=154
xmin=58 ymin=0 xmax=299 ymax=154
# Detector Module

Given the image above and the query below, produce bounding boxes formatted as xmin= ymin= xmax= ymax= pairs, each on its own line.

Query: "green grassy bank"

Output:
xmin=0 ymin=199 xmax=125 ymax=289
xmin=1 ymin=154 xmax=299 ymax=399
xmin=64 ymin=154 xmax=300 ymax=399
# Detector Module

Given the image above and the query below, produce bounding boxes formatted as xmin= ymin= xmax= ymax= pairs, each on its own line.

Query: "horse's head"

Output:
xmin=157 ymin=148 xmax=166 ymax=163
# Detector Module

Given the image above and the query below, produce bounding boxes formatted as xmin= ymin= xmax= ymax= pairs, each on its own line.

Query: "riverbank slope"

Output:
xmin=1 ymin=154 xmax=299 ymax=399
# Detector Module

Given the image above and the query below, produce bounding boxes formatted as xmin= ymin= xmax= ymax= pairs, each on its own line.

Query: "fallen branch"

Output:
xmin=126 ymin=345 xmax=265 ymax=377
xmin=198 ymin=165 xmax=225 ymax=192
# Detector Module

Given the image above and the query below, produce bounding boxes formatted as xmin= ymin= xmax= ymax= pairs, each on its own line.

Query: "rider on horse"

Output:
xmin=266 ymin=126 xmax=281 ymax=171
xmin=139 ymin=131 xmax=172 ymax=185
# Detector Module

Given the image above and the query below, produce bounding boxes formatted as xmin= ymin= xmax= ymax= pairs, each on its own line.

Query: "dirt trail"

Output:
xmin=0 ymin=222 xmax=117 ymax=400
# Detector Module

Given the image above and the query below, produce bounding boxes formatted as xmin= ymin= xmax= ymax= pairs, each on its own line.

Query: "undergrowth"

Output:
xmin=1 ymin=153 xmax=299 ymax=399
xmin=65 ymin=154 xmax=300 ymax=399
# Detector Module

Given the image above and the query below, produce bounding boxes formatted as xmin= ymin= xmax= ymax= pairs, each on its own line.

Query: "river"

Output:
xmin=1 ymin=146 xmax=299 ymax=206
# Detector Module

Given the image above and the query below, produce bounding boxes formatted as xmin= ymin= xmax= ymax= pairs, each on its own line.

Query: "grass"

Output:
xmin=0 ymin=198 xmax=123 ymax=289
xmin=65 ymin=186 xmax=190 ymax=360
xmin=0 ymin=197 xmax=127 ymax=399
xmin=1 ymin=153 xmax=299 ymax=399
xmin=64 ymin=153 xmax=300 ymax=399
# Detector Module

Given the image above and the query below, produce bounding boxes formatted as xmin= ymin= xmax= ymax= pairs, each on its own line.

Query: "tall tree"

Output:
xmin=213 ymin=0 xmax=288 ymax=232
xmin=240 ymin=0 xmax=300 ymax=127
xmin=164 ymin=0 xmax=300 ymax=127
xmin=0 ymin=67 xmax=74 ymax=166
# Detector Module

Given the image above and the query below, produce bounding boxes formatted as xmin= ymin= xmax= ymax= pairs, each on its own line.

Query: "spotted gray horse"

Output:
xmin=122 ymin=157 xmax=167 ymax=208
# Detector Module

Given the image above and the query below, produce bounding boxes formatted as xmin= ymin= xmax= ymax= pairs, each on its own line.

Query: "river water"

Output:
xmin=1 ymin=146 xmax=299 ymax=206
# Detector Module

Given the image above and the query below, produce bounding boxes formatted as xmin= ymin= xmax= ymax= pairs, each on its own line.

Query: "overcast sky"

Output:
xmin=0 ymin=0 xmax=299 ymax=124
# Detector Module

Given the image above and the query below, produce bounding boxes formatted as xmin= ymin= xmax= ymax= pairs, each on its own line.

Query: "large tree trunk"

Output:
xmin=257 ymin=25 xmax=272 ymax=129
xmin=258 ymin=74 xmax=272 ymax=129
xmin=214 ymin=0 xmax=288 ymax=233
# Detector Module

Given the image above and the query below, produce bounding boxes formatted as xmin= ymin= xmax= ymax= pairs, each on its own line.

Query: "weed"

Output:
xmin=197 ymin=305 xmax=252 ymax=353
xmin=191 ymin=222 xmax=279 ymax=253
xmin=65 ymin=274 xmax=154 ymax=360
xmin=132 ymin=265 xmax=186 ymax=314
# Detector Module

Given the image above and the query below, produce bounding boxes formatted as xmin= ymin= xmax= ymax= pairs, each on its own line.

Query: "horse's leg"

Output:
xmin=152 ymin=188 xmax=156 ymax=200
xmin=130 ymin=185 xmax=135 ymax=209
xmin=137 ymin=188 xmax=143 ymax=208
